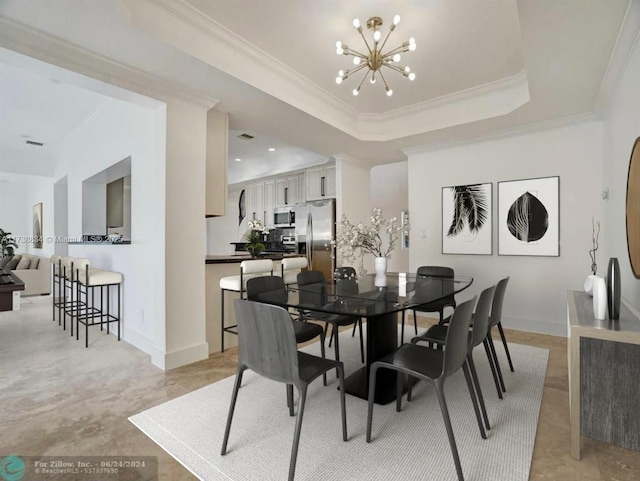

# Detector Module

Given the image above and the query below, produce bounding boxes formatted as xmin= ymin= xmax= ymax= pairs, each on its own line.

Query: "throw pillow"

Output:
xmin=4 ymin=255 xmax=21 ymax=270
xmin=0 ymin=256 xmax=12 ymax=269
xmin=29 ymin=257 xmax=40 ymax=269
xmin=16 ymin=257 xmax=31 ymax=270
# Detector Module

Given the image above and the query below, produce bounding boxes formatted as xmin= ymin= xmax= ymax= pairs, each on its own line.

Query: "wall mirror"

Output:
xmin=626 ymin=137 xmax=640 ymax=278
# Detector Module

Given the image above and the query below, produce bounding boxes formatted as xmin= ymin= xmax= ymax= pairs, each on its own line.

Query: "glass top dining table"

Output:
xmin=256 ymin=272 xmax=473 ymax=404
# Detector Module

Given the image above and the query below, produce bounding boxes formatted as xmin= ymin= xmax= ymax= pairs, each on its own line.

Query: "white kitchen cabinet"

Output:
xmin=275 ymin=175 xmax=302 ymax=206
xmin=306 ymin=164 xmax=336 ymax=200
xmin=246 ymin=180 xmax=275 ymax=226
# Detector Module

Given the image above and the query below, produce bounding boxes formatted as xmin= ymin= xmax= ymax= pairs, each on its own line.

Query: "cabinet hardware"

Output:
xmin=321 ymin=176 xmax=325 ymax=197
xmin=285 ymin=187 xmax=288 ymax=205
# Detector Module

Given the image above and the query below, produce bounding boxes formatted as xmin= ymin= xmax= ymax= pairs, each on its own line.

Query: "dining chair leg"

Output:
xmin=221 ymin=367 xmax=245 ymax=455
xmin=358 ymin=319 xmax=365 ymax=363
xmin=396 ymin=372 xmax=404 ymax=412
xmin=412 ymin=309 xmax=418 ymax=335
xmin=468 ymin=354 xmax=490 ymax=430
xmin=351 ymin=322 xmax=357 ymax=337
xmin=288 ymin=385 xmax=307 ymax=481
xmin=435 ymin=381 xmax=465 ymax=481
xmin=333 ymin=324 xmax=341 ymax=378
xmin=483 ymin=339 xmax=503 ymax=399
xmin=366 ymin=364 xmax=380 ymax=443
xmin=320 ymin=330 xmax=327 ymax=386
xmin=488 ymin=333 xmax=506 ymax=393
xmin=287 ymin=384 xmax=294 ymax=416
xmin=497 ymin=322 xmax=515 ymax=372
xmin=407 ymin=374 xmax=414 ymax=402
xmin=336 ymin=364 xmax=348 ymax=441
xmin=327 ymin=323 xmax=333 ymax=347
xmin=462 ymin=361 xmax=486 ymax=440
xmin=401 ymin=311 xmax=406 ymax=345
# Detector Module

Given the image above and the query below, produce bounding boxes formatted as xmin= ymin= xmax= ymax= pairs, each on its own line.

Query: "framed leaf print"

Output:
xmin=442 ymin=183 xmax=492 ymax=255
xmin=498 ymin=176 xmax=559 ymax=256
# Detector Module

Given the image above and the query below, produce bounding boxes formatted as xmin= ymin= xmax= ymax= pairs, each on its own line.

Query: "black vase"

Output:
xmin=607 ymin=257 xmax=621 ymax=320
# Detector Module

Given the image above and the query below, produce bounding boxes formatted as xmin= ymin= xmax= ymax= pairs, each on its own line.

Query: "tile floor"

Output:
xmin=1 ymin=297 xmax=639 ymax=480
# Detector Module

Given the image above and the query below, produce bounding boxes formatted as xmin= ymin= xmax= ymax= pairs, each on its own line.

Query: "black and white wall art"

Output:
xmin=442 ymin=183 xmax=492 ymax=255
xmin=498 ymin=176 xmax=559 ymax=256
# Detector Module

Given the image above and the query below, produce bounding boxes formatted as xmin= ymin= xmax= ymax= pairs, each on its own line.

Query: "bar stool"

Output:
xmin=60 ymin=256 xmax=79 ymax=333
xmin=280 ymin=256 xmax=308 ymax=285
xmin=50 ymin=254 xmax=62 ymax=324
xmin=220 ymin=259 xmax=273 ymax=352
xmin=74 ymin=260 xmax=123 ymax=348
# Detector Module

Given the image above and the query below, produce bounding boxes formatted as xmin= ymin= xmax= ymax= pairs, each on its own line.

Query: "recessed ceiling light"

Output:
xmin=234 ymin=158 xmax=242 ymax=162
xmin=268 ymin=147 xmax=276 ymax=152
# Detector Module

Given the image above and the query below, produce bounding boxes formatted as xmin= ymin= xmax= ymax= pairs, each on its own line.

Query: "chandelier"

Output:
xmin=335 ymin=15 xmax=416 ymax=97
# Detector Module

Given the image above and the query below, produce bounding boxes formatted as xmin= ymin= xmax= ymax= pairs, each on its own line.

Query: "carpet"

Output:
xmin=130 ymin=328 xmax=549 ymax=481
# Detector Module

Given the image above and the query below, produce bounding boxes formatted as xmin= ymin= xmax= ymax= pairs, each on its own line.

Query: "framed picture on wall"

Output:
xmin=33 ymin=202 xmax=43 ymax=249
xmin=442 ymin=183 xmax=492 ymax=255
xmin=498 ymin=176 xmax=559 ymax=256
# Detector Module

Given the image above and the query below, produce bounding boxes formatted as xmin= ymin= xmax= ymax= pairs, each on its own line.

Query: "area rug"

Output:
xmin=130 ymin=329 xmax=549 ymax=481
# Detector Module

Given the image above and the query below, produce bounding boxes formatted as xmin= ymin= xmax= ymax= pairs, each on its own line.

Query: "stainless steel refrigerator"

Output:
xmin=294 ymin=199 xmax=336 ymax=279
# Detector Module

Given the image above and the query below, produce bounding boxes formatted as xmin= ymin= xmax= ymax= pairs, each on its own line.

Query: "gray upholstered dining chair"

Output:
xmin=366 ymin=296 xmax=477 ymax=481
xmin=400 ymin=266 xmax=457 ymax=343
xmin=221 ymin=299 xmax=348 ymax=481
xmin=411 ymin=284 xmax=497 ymax=432
xmin=247 ymin=275 xmax=328 ymax=393
xmin=297 ymin=270 xmax=365 ymax=364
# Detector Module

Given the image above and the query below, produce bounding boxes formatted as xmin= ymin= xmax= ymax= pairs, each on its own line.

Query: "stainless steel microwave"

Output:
xmin=274 ymin=206 xmax=295 ymax=227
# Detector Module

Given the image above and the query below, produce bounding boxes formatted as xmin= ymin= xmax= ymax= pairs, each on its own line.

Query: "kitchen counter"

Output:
xmin=206 ymin=252 xmax=299 ymax=264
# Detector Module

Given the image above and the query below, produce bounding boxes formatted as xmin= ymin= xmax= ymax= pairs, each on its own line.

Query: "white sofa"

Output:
xmin=8 ymin=254 xmax=51 ymax=296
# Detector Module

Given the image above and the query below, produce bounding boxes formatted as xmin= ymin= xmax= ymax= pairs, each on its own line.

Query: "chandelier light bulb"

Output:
xmin=352 ymin=88 xmax=359 ymax=96
xmin=338 ymin=69 xmax=344 ymax=76
xmin=386 ymin=88 xmax=393 ymax=97
xmin=408 ymin=72 xmax=416 ymax=81
xmin=393 ymin=53 xmax=401 ymax=63
xmin=353 ymin=18 xmax=360 ymax=28
xmin=336 ymin=41 xmax=342 ymax=48
xmin=393 ymin=15 xmax=401 ymax=25
xmin=370 ymin=75 xmax=376 ymax=84
xmin=373 ymin=30 xmax=382 ymax=42
xmin=353 ymin=57 xmax=361 ymax=65
xmin=336 ymin=76 xmax=343 ymax=84
xmin=409 ymin=37 xmax=416 ymax=51
xmin=404 ymin=66 xmax=411 ymax=73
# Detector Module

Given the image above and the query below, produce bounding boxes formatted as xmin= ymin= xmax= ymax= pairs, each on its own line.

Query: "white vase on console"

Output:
xmin=592 ymin=275 xmax=607 ymax=320
xmin=584 ymin=274 xmax=597 ymax=296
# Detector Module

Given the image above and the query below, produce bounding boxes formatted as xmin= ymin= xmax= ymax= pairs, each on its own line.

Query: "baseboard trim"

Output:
xmin=162 ymin=342 xmax=210 ymax=371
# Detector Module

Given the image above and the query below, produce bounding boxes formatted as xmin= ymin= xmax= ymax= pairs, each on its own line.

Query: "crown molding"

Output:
xmin=402 ymin=112 xmax=598 ymax=157
xmin=593 ymin=0 xmax=640 ymax=115
xmin=118 ymin=0 xmax=530 ymax=142
xmin=0 ymin=17 xmax=219 ymax=110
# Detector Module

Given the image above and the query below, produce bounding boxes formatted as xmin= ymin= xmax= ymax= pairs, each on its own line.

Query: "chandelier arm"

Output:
xmin=381 ymin=44 xmax=409 ymax=58
xmin=344 ymin=63 xmax=369 ymax=79
xmin=378 ymin=69 xmax=391 ymax=92
xmin=378 ymin=28 xmax=394 ymax=53
xmin=355 ymin=68 xmax=370 ymax=92
xmin=358 ymin=29 xmax=374 ymax=55
xmin=382 ymin=63 xmax=407 ymax=75
xmin=346 ymin=48 xmax=370 ymax=60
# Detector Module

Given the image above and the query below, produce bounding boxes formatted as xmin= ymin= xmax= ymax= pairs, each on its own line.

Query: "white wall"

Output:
xmin=407 ymin=120 xmax=604 ymax=336
xmin=56 ymin=98 xmax=167 ymax=363
xmin=335 ymin=155 xmax=373 ymax=272
xmin=81 ymin=182 xmax=106 ymax=236
xmin=370 ymin=161 xmax=410 ymax=273
xmin=0 ymin=172 xmax=54 ymax=257
xmin=602 ymin=29 xmax=640 ymax=312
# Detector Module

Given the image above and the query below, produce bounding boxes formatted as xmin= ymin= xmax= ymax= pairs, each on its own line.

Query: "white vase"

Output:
xmin=374 ymin=257 xmax=387 ymax=287
xmin=592 ymin=276 xmax=607 ymax=320
xmin=584 ymin=274 xmax=597 ymax=296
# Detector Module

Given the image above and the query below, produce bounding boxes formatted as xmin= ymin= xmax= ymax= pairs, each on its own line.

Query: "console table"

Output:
xmin=567 ymin=290 xmax=640 ymax=459
xmin=0 ymin=269 xmax=25 ymax=311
